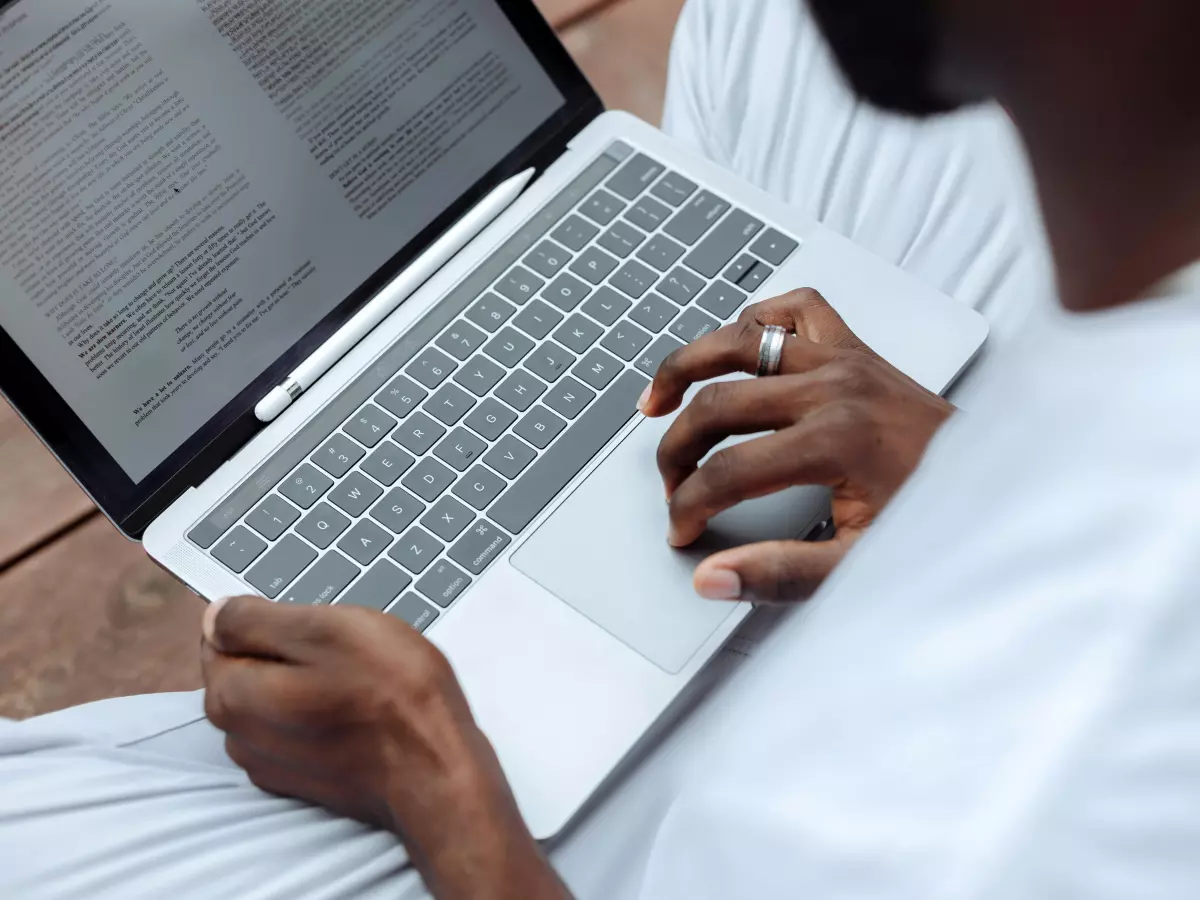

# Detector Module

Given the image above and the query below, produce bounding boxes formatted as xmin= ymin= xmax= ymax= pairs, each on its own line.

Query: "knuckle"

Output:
xmin=826 ymin=355 xmax=881 ymax=395
xmin=697 ymin=447 xmax=739 ymax=497
xmin=693 ymin=381 xmax=728 ymax=417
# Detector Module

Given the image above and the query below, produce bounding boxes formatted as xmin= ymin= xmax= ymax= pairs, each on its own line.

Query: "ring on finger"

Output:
xmin=756 ymin=325 xmax=788 ymax=377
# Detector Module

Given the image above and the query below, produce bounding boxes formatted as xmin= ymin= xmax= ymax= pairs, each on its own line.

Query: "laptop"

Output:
xmin=0 ymin=0 xmax=987 ymax=837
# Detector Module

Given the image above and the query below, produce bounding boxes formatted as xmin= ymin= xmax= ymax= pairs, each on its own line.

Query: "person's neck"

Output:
xmin=1004 ymin=73 xmax=1200 ymax=312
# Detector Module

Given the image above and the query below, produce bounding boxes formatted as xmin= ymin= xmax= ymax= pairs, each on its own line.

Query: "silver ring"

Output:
xmin=756 ymin=325 xmax=787 ymax=377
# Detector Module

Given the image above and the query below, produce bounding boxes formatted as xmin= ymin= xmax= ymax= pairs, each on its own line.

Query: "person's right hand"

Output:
xmin=639 ymin=288 xmax=955 ymax=604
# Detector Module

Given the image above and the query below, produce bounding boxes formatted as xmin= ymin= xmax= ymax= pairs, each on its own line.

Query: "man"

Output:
xmin=6 ymin=0 xmax=1199 ymax=897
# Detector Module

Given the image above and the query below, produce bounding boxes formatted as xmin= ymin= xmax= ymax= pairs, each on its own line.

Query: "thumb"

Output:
xmin=203 ymin=595 xmax=330 ymax=661
xmin=693 ymin=536 xmax=856 ymax=604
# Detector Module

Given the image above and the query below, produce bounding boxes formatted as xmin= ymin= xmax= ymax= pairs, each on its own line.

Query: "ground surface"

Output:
xmin=0 ymin=0 xmax=686 ymax=719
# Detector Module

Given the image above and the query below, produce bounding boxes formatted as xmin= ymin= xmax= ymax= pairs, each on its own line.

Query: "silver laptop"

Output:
xmin=0 ymin=0 xmax=987 ymax=837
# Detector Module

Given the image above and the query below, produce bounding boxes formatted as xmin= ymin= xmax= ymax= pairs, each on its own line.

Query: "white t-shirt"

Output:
xmin=625 ymin=286 xmax=1200 ymax=898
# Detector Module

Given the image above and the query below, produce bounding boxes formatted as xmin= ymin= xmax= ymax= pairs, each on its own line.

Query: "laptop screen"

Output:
xmin=0 ymin=0 xmax=595 ymax=529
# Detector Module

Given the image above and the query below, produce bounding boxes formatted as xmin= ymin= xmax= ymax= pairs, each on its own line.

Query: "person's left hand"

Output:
xmin=201 ymin=596 xmax=568 ymax=900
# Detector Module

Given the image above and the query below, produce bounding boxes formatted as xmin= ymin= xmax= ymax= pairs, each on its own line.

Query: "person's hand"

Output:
xmin=639 ymin=288 xmax=954 ymax=603
xmin=201 ymin=597 xmax=569 ymax=900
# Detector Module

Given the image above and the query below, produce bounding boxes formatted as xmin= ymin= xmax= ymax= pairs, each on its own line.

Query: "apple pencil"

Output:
xmin=255 ymin=168 xmax=537 ymax=423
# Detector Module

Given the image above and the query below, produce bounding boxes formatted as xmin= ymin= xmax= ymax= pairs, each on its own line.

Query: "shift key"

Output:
xmin=490 ymin=369 xmax=648 ymax=534
xmin=281 ymin=552 xmax=359 ymax=606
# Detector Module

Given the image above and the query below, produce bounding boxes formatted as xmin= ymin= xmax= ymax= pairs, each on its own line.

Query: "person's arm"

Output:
xmin=640 ymin=288 xmax=955 ymax=603
xmin=201 ymin=598 xmax=570 ymax=900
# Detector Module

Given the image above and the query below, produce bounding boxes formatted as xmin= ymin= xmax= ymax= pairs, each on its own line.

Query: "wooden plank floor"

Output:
xmin=0 ymin=0 xmax=687 ymax=719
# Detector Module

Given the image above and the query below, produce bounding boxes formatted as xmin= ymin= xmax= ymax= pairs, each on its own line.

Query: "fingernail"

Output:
xmin=637 ymin=384 xmax=652 ymax=414
xmin=667 ymin=523 xmax=685 ymax=547
xmin=695 ymin=568 xmax=742 ymax=601
xmin=202 ymin=596 xmax=232 ymax=648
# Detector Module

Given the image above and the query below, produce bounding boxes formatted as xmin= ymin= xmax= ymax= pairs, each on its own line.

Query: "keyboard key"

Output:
xmin=434 ymin=428 xmax=487 ymax=472
xmin=212 ymin=526 xmax=267 ymax=573
xmin=426 ymin=383 xmax=477 ymax=426
xmin=525 ymin=341 xmax=575 ymax=383
xmin=607 ymin=153 xmax=666 ymax=200
xmin=542 ymin=271 xmax=592 ymax=312
xmin=407 ymin=347 xmax=457 ymax=389
xmin=635 ymin=335 xmax=685 ymax=377
xmin=750 ymin=228 xmax=800 ymax=266
xmin=542 ymin=377 xmax=596 ymax=421
xmin=361 ymin=442 xmax=415 ymax=486
xmin=450 ymin=519 xmax=512 ymax=575
xmin=452 ymin=355 xmax=505 ymax=397
xmin=495 ymin=266 xmax=545 ymax=305
xmin=569 ymin=247 xmax=619 ymax=285
xmin=417 ymin=559 xmax=472 ymax=608
xmin=494 ymin=369 xmax=546 ymax=412
xmin=602 ymin=321 xmax=652 ymax=361
xmin=669 ymin=307 xmax=722 ymax=344
xmin=344 ymin=405 xmax=397 ymax=449
xmin=390 ymin=527 xmax=443 ymax=574
xmin=464 ymin=397 xmax=518 ymax=440
xmin=658 ymin=267 xmax=706 ymax=305
xmin=281 ymin=552 xmax=358 ymax=606
xmin=393 ymin=411 xmax=446 ymax=456
xmin=625 ymin=194 xmax=673 ymax=232
xmin=245 ymin=535 xmax=317 ymax=598
xmin=338 ymin=560 xmax=411 ymax=612
xmin=523 ymin=241 xmax=571 ymax=279
xmin=403 ymin=457 xmax=456 ymax=502
xmin=696 ymin=282 xmax=748 ymax=319
xmin=484 ymin=434 xmax=537 ymax=479
xmin=581 ymin=286 xmax=633 ymax=326
xmin=579 ymin=189 xmax=625 ymax=227
xmin=609 ymin=260 xmax=658 ymax=299
xmin=296 ymin=503 xmax=351 ymax=549
xmin=436 ymin=321 xmax=488 ymax=361
xmin=598 ymin=220 xmax=647 ymax=259
xmin=490 ymin=370 xmax=648 ymax=534
xmin=637 ymin=234 xmax=686 ymax=272
xmin=723 ymin=253 xmax=758 ymax=285
xmin=573 ymin=347 xmax=624 ymax=390
xmin=328 ymin=472 xmax=383 ymax=517
xmin=483 ymin=327 xmax=535 ymax=367
xmin=664 ymin=190 xmax=730 ymax=245
xmin=551 ymin=215 xmax=600 ymax=252
xmin=312 ymin=433 xmax=365 ymax=478
xmin=280 ymin=464 xmax=334 ymax=509
xmin=246 ymin=495 xmax=300 ymax=541
xmin=514 ymin=405 xmax=568 ymax=448
xmin=554 ymin=314 xmax=604 ymax=353
xmin=630 ymin=294 xmax=679 ymax=334
xmin=452 ymin=465 xmax=508 ymax=510
xmin=386 ymin=592 xmax=439 ymax=632
xmin=337 ymin=519 xmax=393 ymax=566
xmin=512 ymin=298 xmax=563 ymax=340
xmin=370 ymin=487 xmax=426 ymax=534
xmin=465 ymin=294 xmax=517 ymax=333
xmin=375 ymin=375 xmax=427 ymax=418
xmin=422 ymin=495 xmax=476 ymax=542
xmin=684 ymin=208 xmax=764 ymax=278
xmin=737 ymin=261 xmax=773 ymax=293
xmin=651 ymin=171 xmax=697 ymax=207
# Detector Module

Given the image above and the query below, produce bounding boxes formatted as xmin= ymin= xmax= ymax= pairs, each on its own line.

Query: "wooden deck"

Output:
xmin=0 ymin=0 xmax=686 ymax=719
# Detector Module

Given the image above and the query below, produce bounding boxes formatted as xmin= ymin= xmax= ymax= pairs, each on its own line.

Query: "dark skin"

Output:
xmin=203 ymin=0 xmax=1200 ymax=893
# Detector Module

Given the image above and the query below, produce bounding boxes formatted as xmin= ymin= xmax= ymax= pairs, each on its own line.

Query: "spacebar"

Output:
xmin=490 ymin=369 xmax=650 ymax=534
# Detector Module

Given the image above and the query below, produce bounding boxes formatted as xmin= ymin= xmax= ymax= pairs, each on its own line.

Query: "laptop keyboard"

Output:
xmin=190 ymin=142 xmax=799 ymax=631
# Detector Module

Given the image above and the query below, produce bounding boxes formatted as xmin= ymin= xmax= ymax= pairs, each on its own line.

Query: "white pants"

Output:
xmin=0 ymin=1 xmax=1050 ymax=896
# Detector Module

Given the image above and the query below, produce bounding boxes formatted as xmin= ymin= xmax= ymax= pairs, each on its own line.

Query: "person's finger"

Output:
xmin=667 ymin=413 xmax=849 ymax=547
xmin=737 ymin=288 xmax=878 ymax=356
xmin=202 ymin=646 xmax=330 ymax=731
xmin=656 ymin=374 xmax=838 ymax=497
xmin=204 ymin=595 xmax=355 ymax=662
xmin=693 ymin=535 xmax=858 ymax=604
xmin=640 ymin=316 xmax=839 ymax=417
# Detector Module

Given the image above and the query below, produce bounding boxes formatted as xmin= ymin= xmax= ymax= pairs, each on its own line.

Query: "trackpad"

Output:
xmin=510 ymin=415 xmax=828 ymax=674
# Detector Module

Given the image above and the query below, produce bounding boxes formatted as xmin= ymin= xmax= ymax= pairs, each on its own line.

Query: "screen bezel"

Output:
xmin=0 ymin=0 xmax=602 ymax=538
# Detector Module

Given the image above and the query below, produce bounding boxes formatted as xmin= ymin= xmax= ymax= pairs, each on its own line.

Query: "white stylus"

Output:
xmin=255 ymin=168 xmax=537 ymax=423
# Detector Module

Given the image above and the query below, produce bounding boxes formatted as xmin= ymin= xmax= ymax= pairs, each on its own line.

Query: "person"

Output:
xmin=8 ymin=0 xmax=1200 ymax=895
